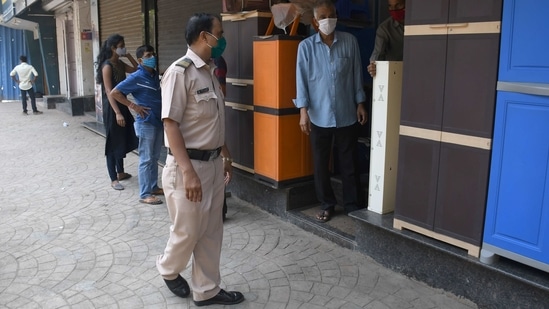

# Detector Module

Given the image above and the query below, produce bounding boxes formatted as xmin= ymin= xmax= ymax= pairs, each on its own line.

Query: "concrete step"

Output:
xmin=56 ymin=95 xmax=95 ymax=116
xmin=41 ymin=94 xmax=66 ymax=109
xmin=349 ymin=209 xmax=549 ymax=309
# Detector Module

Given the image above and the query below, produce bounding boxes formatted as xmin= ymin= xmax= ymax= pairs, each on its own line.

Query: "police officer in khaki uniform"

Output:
xmin=157 ymin=13 xmax=244 ymax=307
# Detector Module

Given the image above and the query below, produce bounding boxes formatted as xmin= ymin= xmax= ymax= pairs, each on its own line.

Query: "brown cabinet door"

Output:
xmin=238 ymin=17 xmax=272 ymax=80
xmin=240 ymin=109 xmax=255 ymax=169
xmin=225 ymin=106 xmax=254 ymax=170
xmin=406 ymin=0 xmax=449 ymax=25
xmin=395 ymin=137 xmax=440 ymax=229
xmin=448 ymin=0 xmax=502 ymax=23
xmin=222 ymin=16 xmax=271 ymax=79
xmin=434 ymin=144 xmax=490 ymax=245
xmin=225 ymin=106 xmax=240 ymax=164
xmin=223 ymin=20 xmax=240 ymax=79
xmin=406 ymin=0 xmax=502 ymax=25
xmin=401 ymin=35 xmax=446 ymax=130
xmin=225 ymin=83 xmax=254 ymax=106
xmin=442 ymin=34 xmax=500 ymax=138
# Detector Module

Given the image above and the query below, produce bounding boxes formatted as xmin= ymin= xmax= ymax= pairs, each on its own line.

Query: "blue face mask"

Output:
xmin=206 ymin=32 xmax=227 ymax=59
xmin=142 ymin=56 xmax=157 ymax=69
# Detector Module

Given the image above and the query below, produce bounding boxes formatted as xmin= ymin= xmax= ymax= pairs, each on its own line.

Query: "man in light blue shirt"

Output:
xmin=293 ymin=0 xmax=367 ymax=223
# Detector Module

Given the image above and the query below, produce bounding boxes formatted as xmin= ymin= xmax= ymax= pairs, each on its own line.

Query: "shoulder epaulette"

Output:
xmin=176 ymin=58 xmax=193 ymax=69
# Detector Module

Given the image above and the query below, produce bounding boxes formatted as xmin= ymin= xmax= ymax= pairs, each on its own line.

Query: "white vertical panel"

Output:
xmin=368 ymin=61 xmax=403 ymax=214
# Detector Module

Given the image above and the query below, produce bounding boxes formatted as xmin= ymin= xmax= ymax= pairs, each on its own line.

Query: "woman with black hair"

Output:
xmin=96 ymin=34 xmax=139 ymax=190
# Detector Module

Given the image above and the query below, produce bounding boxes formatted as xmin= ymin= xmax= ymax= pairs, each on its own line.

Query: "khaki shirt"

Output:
xmin=161 ymin=49 xmax=225 ymax=150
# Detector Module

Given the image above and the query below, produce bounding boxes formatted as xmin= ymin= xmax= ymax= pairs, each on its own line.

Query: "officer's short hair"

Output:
xmin=185 ymin=13 xmax=221 ymax=45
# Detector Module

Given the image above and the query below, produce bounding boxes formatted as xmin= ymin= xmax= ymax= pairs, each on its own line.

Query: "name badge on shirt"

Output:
xmin=197 ymin=87 xmax=209 ymax=94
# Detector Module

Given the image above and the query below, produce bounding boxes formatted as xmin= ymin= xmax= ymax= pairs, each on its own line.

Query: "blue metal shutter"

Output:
xmin=0 ymin=26 xmax=28 ymax=101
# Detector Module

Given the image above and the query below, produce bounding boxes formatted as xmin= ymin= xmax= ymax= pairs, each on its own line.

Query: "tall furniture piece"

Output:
xmin=393 ymin=0 xmax=502 ymax=257
xmin=253 ymin=35 xmax=313 ymax=188
xmin=368 ymin=61 xmax=402 ymax=214
xmin=222 ymin=11 xmax=272 ymax=173
xmin=482 ymin=0 xmax=549 ymax=272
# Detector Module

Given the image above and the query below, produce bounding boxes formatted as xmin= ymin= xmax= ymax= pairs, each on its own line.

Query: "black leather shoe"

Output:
xmin=194 ymin=289 xmax=244 ymax=306
xmin=164 ymin=275 xmax=190 ymax=298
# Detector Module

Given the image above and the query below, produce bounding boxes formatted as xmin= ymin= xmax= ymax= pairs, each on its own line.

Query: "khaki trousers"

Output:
xmin=157 ymin=155 xmax=224 ymax=301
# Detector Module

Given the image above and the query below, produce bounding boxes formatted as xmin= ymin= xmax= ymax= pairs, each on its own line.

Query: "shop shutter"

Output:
xmin=157 ymin=0 xmax=221 ymax=72
xmin=99 ymin=0 xmax=143 ymax=61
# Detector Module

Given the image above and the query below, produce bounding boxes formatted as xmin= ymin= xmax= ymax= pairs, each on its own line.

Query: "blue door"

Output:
xmin=497 ymin=0 xmax=549 ymax=84
xmin=483 ymin=0 xmax=549 ymax=272
xmin=0 ymin=26 xmax=28 ymax=101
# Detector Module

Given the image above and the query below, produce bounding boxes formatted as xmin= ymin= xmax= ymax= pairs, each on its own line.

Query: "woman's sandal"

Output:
xmin=315 ymin=209 xmax=333 ymax=223
xmin=111 ymin=182 xmax=124 ymax=190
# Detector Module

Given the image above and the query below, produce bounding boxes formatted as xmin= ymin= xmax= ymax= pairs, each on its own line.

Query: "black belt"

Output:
xmin=167 ymin=147 xmax=222 ymax=161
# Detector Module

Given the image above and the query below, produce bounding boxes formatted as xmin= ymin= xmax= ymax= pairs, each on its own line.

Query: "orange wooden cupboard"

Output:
xmin=253 ymin=35 xmax=313 ymax=187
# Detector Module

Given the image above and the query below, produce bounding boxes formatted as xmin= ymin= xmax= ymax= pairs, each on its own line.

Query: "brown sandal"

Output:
xmin=315 ymin=209 xmax=333 ymax=223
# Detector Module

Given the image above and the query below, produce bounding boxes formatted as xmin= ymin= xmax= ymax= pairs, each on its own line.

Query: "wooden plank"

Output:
xmin=232 ymin=162 xmax=254 ymax=174
xmin=221 ymin=11 xmax=272 ymax=21
xmin=405 ymin=21 xmax=501 ymax=36
xmin=393 ymin=219 xmax=480 ymax=257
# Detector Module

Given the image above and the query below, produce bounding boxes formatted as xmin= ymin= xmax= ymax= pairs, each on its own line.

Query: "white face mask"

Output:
xmin=115 ymin=47 xmax=127 ymax=56
xmin=318 ymin=18 xmax=337 ymax=35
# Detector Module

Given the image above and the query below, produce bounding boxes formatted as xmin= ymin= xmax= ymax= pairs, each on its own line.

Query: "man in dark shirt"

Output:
xmin=367 ymin=0 xmax=405 ymax=77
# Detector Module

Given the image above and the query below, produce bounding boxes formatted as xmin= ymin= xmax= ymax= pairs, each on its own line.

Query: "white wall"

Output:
xmin=55 ymin=11 xmax=68 ymax=96
xmin=54 ymin=0 xmax=94 ymax=97
xmin=74 ymin=0 xmax=94 ymax=96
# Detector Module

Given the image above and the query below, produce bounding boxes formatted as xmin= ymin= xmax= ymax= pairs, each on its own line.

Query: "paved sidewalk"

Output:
xmin=0 ymin=101 xmax=477 ymax=308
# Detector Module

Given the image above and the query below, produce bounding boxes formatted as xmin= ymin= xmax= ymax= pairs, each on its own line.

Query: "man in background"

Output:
xmin=10 ymin=55 xmax=42 ymax=115
xmin=367 ymin=0 xmax=405 ymax=77
xmin=294 ymin=0 xmax=367 ymax=223
xmin=111 ymin=44 xmax=164 ymax=205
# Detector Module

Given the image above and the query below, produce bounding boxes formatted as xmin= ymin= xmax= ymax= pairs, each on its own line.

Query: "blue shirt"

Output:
xmin=114 ymin=65 xmax=162 ymax=128
xmin=293 ymin=31 xmax=366 ymax=128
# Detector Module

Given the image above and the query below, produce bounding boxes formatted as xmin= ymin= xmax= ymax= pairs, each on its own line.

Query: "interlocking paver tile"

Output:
xmin=0 ymin=101 xmax=477 ymax=308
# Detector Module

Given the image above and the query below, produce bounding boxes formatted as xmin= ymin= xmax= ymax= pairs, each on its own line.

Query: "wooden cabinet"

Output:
xmin=222 ymin=12 xmax=272 ymax=171
xmin=253 ymin=36 xmax=313 ymax=187
xmin=394 ymin=0 xmax=502 ymax=256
